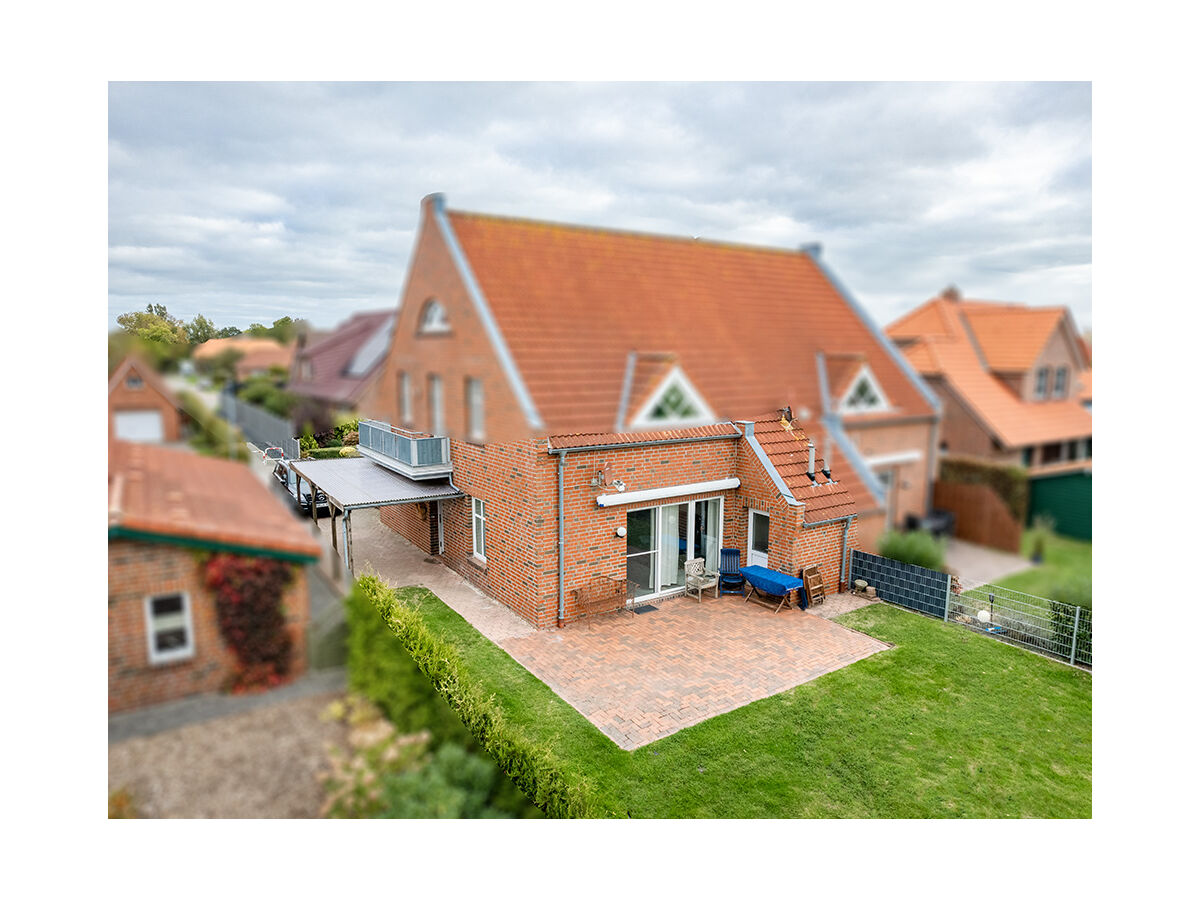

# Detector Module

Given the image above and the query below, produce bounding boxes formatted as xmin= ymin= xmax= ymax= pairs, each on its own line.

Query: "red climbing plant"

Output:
xmin=204 ymin=554 xmax=297 ymax=692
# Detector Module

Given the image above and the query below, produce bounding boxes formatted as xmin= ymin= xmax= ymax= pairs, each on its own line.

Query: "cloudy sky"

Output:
xmin=108 ymin=82 xmax=1091 ymax=333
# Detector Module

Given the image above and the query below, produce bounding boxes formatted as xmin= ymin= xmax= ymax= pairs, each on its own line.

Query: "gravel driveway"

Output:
xmin=109 ymin=692 xmax=346 ymax=818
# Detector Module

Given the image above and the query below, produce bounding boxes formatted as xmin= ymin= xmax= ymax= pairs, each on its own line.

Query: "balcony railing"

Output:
xmin=358 ymin=419 xmax=453 ymax=480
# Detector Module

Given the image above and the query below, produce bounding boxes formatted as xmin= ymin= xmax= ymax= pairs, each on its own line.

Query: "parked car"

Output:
xmin=272 ymin=461 xmax=330 ymax=517
xmin=261 ymin=446 xmax=285 ymax=461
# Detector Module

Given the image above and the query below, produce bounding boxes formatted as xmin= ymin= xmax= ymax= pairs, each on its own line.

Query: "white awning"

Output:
xmin=595 ymin=477 xmax=740 ymax=507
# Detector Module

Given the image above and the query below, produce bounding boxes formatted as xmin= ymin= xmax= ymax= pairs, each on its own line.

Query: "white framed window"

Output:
xmin=1034 ymin=367 xmax=1049 ymax=399
xmin=144 ymin=593 xmax=195 ymax=665
xmin=126 ymin=373 xmax=144 ymax=390
xmin=1053 ymin=366 xmax=1068 ymax=398
xmin=428 ymin=374 xmax=444 ymax=435
xmin=625 ymin=497 xmax=724 ymax=599
xmin=627 ymin=366 xmax=716 ymax=430
xmin=840 ymin=365 xmax=890 ymax=414
xmin=472 ymin=498 xmax=487 ymax=561
xmin=466 ymin=377 xmax=485 ymax=442
xmin=875 ymin=468 xmax=897 ymax=527
xmin=399 ymin=371 xmax=412 ymax=425
xmin=417 ymin=298 xmax=451 ymax=335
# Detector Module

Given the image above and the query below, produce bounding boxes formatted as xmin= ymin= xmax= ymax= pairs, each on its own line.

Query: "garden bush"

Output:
xmin=204 ymin=555 xmax=297 ymax=690
xmin=177 ymin=390 xmax=250 ymax=462
xmin=877 ymin=529 xmax=946 ymax=571
xmin=1048 ymin=576 xmax=1092 ymax=664
xmin=349 ymin=576 xmax=614 ymax=817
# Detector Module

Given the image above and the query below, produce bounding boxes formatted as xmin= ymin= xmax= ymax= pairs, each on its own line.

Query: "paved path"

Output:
xmin=109 ymin=668 xmax=347 ymax=744
xmin=944 ymin=538 xmax=1034 ymax=585
xmin=337 ymin=510 xmax=887 ymax=749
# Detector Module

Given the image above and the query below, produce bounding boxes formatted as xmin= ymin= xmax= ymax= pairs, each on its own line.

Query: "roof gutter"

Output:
xmin=108 ymin=526 xmax=320 ymax=564
xmin=546 ymin=430 xmax=741 ymax=454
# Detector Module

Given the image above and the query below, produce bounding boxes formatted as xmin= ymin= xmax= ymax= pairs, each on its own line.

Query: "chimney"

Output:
xmin=941 ymin=284 xmax=961 ymax=302
xmin=806 ymin=440 xmax=817 ymax=484
xmin=799 ymin=242 xmax=823 ymax=258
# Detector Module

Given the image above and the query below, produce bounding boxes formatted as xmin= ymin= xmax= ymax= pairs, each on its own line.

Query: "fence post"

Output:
xmin=846 ymin=550 xmax=854 ymax=589
xmin=1069 ymin=604 xmax=1082 ymax=666
xmin=943 ymin=572 xmax=952 ymax=622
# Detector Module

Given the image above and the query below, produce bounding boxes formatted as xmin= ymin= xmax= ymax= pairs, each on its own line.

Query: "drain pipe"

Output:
xmin=801 ymin=513 xmax=857 ymax=591
xmin=556 ymin=449 xmax=567 ymax=627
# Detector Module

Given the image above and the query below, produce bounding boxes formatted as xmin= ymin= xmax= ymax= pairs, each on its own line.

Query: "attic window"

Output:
xmin=841 ymin=367 xmax=888 ymax=413
xmin=418 ymin=299 xmax=450 ymax=335
xmin=627 ymin=366 xmax=716 ymax=430
xmin=126 ymin=373 xmax=144 ymax=390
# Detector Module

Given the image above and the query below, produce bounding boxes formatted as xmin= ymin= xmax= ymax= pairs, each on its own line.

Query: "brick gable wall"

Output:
xmin=108 ymin=369 xmax=183 ymax=442
xmin=108 ymin=540 xmax=309 ymax=713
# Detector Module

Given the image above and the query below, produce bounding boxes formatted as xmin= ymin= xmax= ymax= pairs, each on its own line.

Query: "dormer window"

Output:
xmin=840 ymin=366 xmax=889 ymax=414
xmin=1034 ymin=367 xmax=1049 ymax=399
xmin=627 ymin=366 xmax=716 ymax=430
xmin=1053 ymin=366 xmax=1068 ymax=398
xmin=417 ymin=298 xmax=451 ymax=335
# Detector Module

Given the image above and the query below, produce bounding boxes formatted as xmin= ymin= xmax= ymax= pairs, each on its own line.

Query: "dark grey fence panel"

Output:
xmin=849 ymin=549 xmax=949 ymax=618
xmin=217 ymin=394 xmax=298 ymax=458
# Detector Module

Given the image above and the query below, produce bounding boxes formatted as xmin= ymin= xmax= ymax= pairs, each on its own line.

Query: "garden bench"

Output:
xmin=572 ymin=575 xmax=630 ymax=625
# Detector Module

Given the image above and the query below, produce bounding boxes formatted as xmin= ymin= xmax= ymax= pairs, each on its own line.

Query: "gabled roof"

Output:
xmin=193 ymin=335 xmax=288 ymax=361
xmin=887 ymin=296 xmax=1092 ymax=448
xmin=959 ymin=303 xmax=1068 ymax=372
xmin=108 ymin=355 xmax=179 ymax=408
xmin=108 ymin=440 xmax=321 ymax=561
xmin=749 ymin=414 xmax=862 ymax=523
xmin=235 ymin=341 xmax=295 ymax=377
xmin=442 ymin=207 xmax=936 ymax=435
xmin=289 ymin=310 xmax=393 ymax=405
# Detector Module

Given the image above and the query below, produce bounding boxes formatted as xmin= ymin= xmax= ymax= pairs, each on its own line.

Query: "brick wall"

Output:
xmin=108 ymin=539 xmax=310 ymax=713
xmin=843 ymin=418 xmax=938 ymax=532
xmin=108 ymin=369 xmax=183 ymax=442
xmin=379 ymin=502 xmax=435 ymax=555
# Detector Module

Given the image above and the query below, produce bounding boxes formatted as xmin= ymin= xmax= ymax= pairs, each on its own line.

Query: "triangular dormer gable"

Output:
xmin=627 ymin=365 xmax=717 ymax=430
xmin=839 ymin=364 xmax=890 ymax=415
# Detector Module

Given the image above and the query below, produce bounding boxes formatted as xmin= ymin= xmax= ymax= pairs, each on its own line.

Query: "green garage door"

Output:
xmin=1028 ymin=470 xmax=1092 ymax=540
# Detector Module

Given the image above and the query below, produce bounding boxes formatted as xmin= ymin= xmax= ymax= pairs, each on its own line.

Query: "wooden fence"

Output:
xmin=933 ymin=480 xmax=1022 ymax=552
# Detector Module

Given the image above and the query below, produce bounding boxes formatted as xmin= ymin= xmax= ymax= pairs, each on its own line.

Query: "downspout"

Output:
xmin=801 ymin=513 xmax=858 ymax=592
xmin=556 ymin=449 xmax=567 ymax=627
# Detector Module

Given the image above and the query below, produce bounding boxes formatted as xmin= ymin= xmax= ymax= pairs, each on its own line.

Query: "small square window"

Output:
xmin=126 ymin=374 xmax=144 ymax=390
xmin=145 ymin=593 xmax=195 ymax=665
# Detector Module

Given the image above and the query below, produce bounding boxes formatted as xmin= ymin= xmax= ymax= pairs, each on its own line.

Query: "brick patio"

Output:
xmin=316 ymin=510 xmax=890 ymax=750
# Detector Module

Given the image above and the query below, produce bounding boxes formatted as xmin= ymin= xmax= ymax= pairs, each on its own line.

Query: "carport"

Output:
xmin=288 ymin=457 xmax=463 ymax=576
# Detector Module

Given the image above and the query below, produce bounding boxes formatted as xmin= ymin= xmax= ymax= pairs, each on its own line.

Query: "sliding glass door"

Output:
xmin=625 ymin=498 xmax=723 ymax=601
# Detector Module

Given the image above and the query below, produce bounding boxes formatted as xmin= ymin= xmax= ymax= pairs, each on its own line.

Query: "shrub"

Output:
xmin=1030 ymin=514 xmax=1057 ymax=559
xmin=342 ymin=429 xmax=359 ymax=446
xmin=299 ymin=434 xmax=318 ymax=452
xmin=877 ymin=529 xmax=946 ymax=571
xmin=1048 ymin=576 xmax=1092 ymax=664
xmin=939 ymin=456 xmax=1029 ymax=523
xmin=204 ymin=555 xmax=297 ymax=691
xmin=322 ymin=436 xmax=344 ymax=448
xmin=349 ymin=576 xmax=614 ymax=818
xmin=177 ymin=390 xmax=250 ymax=462
xmin=304 ymin=447 xmax=358 ymax=460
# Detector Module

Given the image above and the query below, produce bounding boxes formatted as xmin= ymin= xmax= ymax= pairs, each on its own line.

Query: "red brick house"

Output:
xmin=108 ymin=440 xmax=321 ymax=712
xmin=886 ymin=287 xmax=1092 ymax=469
xmin=287 ymin=309 xmax=393 ymax=422
xmin=284 ymin=195 xmax=941 ymax=628
xmin=108 ymin=355 xmax=185 ymax=444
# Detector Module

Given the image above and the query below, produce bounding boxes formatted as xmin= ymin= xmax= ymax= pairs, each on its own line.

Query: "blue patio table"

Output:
xmin=739 ymin=565 xmax=808 ymax=614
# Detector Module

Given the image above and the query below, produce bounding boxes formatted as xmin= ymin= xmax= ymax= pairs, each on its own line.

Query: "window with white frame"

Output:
xmin=627 ymin=366 xmax=716 ymax=430
xmin=466 ymin=377 xmax=485 ymax=442
xmin=398 ymin=371 xmax=412 ymax=425
xmin=472 ymin=498 xmax=486 ymax=561
xmin=126 ymin=373 xmax=144 ymax=390
xmin=428 ymin=374 xmax=444 ymax=435
xmin=841 ymin=366 xmax=889 ymax=414
xmin=144 ymin=593 xmax=194 ymax=664
xmin=417 ymin=298 xmax=451 ymax=335
xmin=1053 ymin=366 xmax=1068 ymax=398
xmin=1034 ymin=367 xmax=1049 ymax=399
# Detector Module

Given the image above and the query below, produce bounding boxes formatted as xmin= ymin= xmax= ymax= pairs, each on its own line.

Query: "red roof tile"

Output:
xmin=446 ymin=209 xmax=935 ymax=434
xmin=548 ymin=422 xmax=742 ymax=450
xmin=750 ymin=414 xmax=864 ymax=522
xmin=108 ymin=441 xmax=321 ymax=560
xmin=289 ymin=310 xmax=393 ymax=406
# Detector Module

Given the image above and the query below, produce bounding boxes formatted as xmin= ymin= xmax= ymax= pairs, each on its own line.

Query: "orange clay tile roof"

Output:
xmin=108 ymin=355 xmax=180 ymax=408
xmin=750 ymin=414 xmax=863 ymax=522
xmin=108 ymin=440 xmax=321 ymax=560
xmin=958 ymin=303 xmax=1066 ymax=371
xmin=235 ymin=342 xmax=296 ymax=377
xmin=887 ymin=297 xmax=1092 ymax=448
xmin=192 ymin=335 xmax=289 ymax=361
xmin=1077 ymin=369 xmax=1092 ymax=403
xmin=445 ymin=209 xmax=935 ymax=434
xmin=547 ymin=422 xmax=742 ymax=450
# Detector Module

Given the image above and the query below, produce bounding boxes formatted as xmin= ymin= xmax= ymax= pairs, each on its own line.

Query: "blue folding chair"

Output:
xmin=719 ymin=548 xmax=746 ymax=595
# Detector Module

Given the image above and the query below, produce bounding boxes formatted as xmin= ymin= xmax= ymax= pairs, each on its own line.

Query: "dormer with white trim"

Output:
xmin=627 ymin=365 xmax=717 ymax=430
xmin=839 ymin=364 xmax=890 ymax=415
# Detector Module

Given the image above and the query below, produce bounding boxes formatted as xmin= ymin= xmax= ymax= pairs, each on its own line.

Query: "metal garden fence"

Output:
xmin=218 ymin=393 xmax=299 ymax=458
xmin=848 ymin=549 xmax=1091 ymax=668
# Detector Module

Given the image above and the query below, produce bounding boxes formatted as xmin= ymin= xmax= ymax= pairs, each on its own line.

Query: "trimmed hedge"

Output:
xmin=302 ymin=446 xmax=360 ymax=460
xmin=350 ymin=575 xmax=615 ymax=818
xmin=177 ymin=389 xmax=250 ymax=462
xmin=940 ymin=455 xmax=1029 ymax=523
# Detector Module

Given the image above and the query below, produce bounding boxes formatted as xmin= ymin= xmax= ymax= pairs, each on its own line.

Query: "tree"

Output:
xmin=216 ymin=325 xmax=242 ymax=338
xmin=185 ymin=314 xmax=218 ymax=346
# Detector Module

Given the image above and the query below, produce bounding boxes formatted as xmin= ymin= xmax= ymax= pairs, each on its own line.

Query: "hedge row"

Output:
xmin=302 ymin=446 xmax=360 ymax=460
xmin=939 ymin=455 xmax=1029 ymax=523
xmin=176 ymin=390 xmax=251 ymax=462
xmin=351 ymin=575 xmax=615 ymax=818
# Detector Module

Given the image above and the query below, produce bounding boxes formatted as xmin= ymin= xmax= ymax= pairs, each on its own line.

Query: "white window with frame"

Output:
xmin=1053 ymin=366 xmax=1068 ymax=398
xmin=428 ymin=374 xmax=444 ymax=435
xmin=125 ymin=373 xmax=144 ymax=390
xmin=472 ymin=498 xmax=487 ymax=562
xmin=417 ymin=298 xmax=451 ymax=335
xmin=876 ymin=468 xmax=897 ymax=527
xmin=1034 ymin=367 xmax=1049 ymax=399
xmin=398 ymin=371 xmax=412 ymax=425
xmin=627 ymin=366 xmax=716 ymax=430
xmin=625 ymin=498 xmax=724 ymax=600
xmin=144 ymin=593 xmax=195 ymax=665
xmin=840 ymin=365 xmax=890 ymax=414
xmin=466 ymin=377 xmax=485 ymax=442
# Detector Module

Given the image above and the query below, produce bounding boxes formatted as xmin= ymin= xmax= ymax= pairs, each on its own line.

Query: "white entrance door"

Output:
xmin=114 ymin=409 xmax=165 ymax=443
xmin=748 ymin=510 xmax=770 ymax=568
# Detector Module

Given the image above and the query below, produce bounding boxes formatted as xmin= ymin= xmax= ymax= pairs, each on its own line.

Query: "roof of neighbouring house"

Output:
xmin=108 ymin=355 xmax=180 ymax=408
xmin=748 ymin=414 xmax=868 ymax=522
xmin=108 ymin=440 xmax=321 ymax=561
xmin=886 ymin=295 xmax=1092 ymax=448
xmin=234 ymin=341 xmax=296 ymax=377
xmin=192 ymin=335 xmax=289 ymax=361
xmin=288 ymin=310 xmax=394 ymax=406
xmin=441 ymin=207 xmax=936 ymax=434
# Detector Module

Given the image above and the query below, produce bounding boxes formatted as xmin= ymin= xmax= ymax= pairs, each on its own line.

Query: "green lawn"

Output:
xmin=994 ymin=530 xmax=1092 ymax=598
xmin=398 ymin=588 xmax=1092 ymax=817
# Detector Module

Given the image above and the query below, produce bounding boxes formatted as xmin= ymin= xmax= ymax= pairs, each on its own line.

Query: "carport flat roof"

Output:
xmin=289 ymin=456 xmax=463 ymax=510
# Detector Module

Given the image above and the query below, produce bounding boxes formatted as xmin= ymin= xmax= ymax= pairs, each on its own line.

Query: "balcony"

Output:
xmin=357 ymin=419 xmax=453 ymax=481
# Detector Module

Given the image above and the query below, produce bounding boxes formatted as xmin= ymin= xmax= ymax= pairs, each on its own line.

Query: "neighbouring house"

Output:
xmin=192 ymin=335 xmax=296 ymax=381
xmin=108 ymin=439 xmax=321 ymax=712
xmin=108 ymin=355 xmax=186 ymax=444
xmin=288 ymin=194 xmax=940 ymax=629
xmin=885 ymin=287 xmax=1092 ymax=469
xmin=886 ymin=287 xmax=1093 ymax=539
xmin=287 ymin=310 xmax=394 ymax=425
